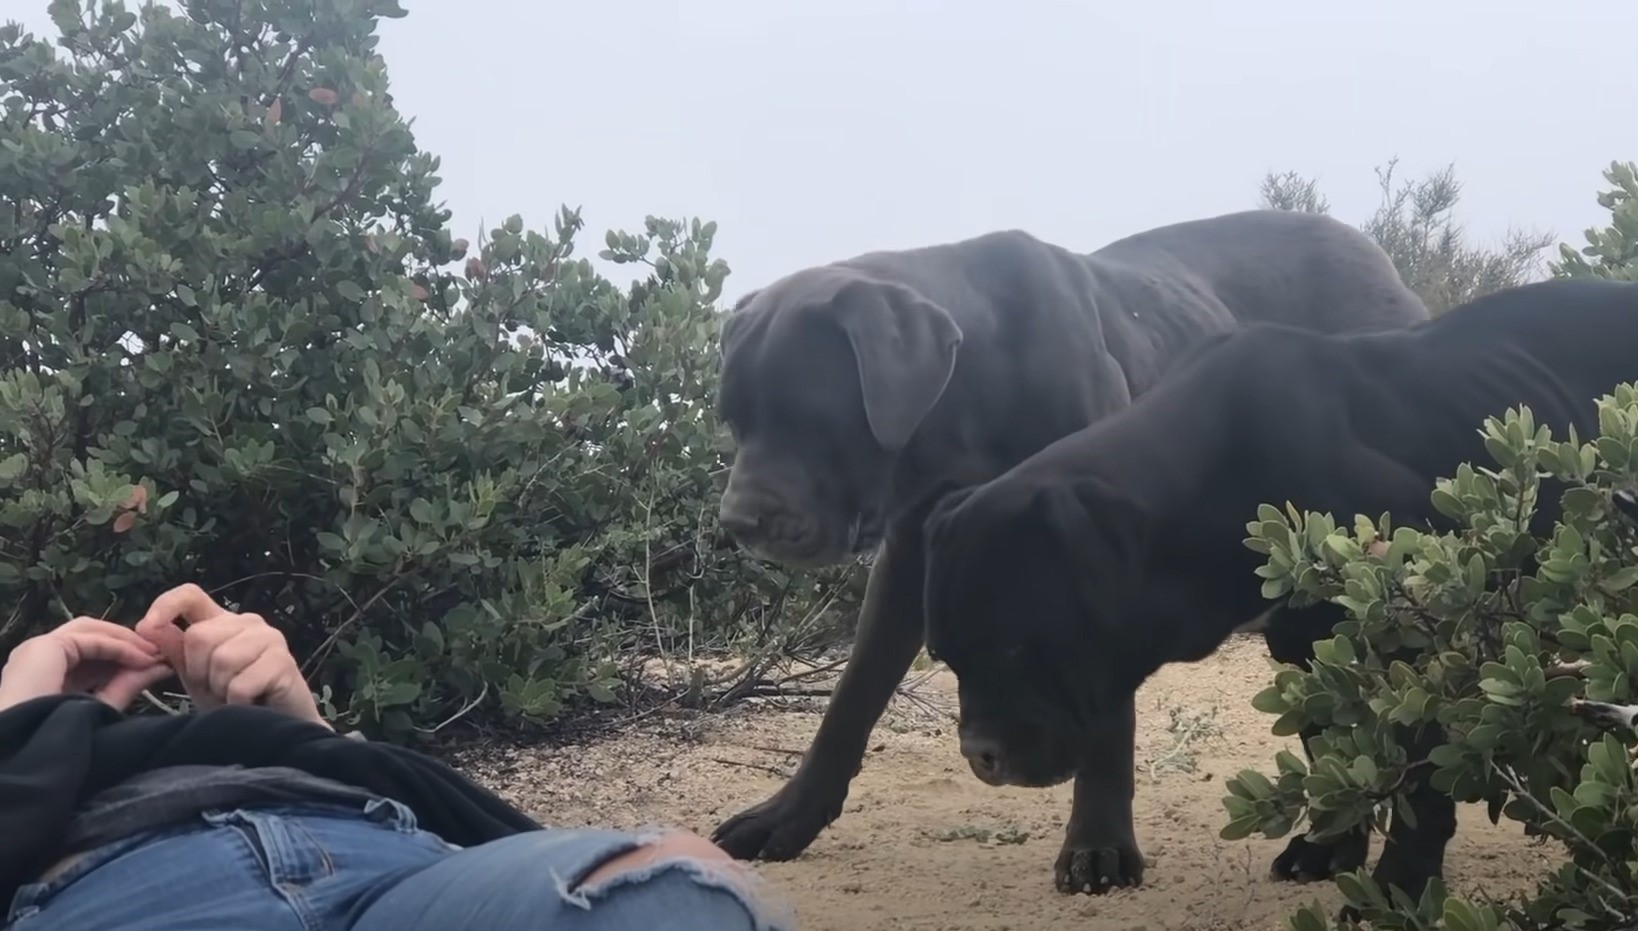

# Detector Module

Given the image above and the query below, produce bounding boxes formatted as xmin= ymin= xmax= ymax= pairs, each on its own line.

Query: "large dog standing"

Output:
xmin=711 ymin=209 xmax=1429 ymax=894
xmin=921 ymin=277 xmax=1638 ymax=903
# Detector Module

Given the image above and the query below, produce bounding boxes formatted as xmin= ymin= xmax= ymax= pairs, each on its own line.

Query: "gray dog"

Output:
xmin=711 ymin=209 xmax=1429 ymax=895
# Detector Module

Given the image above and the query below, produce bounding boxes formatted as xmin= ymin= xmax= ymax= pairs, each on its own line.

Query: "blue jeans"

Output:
xmin=5 ymin=800 xmax=795 ymax=930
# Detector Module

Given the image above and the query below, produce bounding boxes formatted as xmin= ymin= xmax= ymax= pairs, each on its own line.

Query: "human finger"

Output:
xmin=95 ymin=658 xmax=178 ymax=711
xmin=56 ymin=629 xmax=172 ymax=674
xmin=139 ymin=583 xmax=230 ymax=627
xmin=54 ymin=616 xmax=163 ymax=658
xmin=218 ymin=648 xmax=292 ymax=708
xmin=180 ymin=613 xmax=268 ymax=708
xmin=209 ymin=629 xmax=325 ymax=726
xmin=201 ymin=623 xmax=283 ymax=704
xmin=134 ymin=584 xmax=231 ymax=663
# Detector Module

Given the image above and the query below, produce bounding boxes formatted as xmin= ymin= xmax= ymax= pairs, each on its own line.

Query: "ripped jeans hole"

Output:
xmin=554 ymin=851 xmax=796 ymax=930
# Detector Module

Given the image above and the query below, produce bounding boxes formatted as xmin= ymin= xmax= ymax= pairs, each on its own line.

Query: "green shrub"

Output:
xmin=0 ymin=0 xmax=859 ymax=740
xmin=1223 ymin=385 xmax=1638 ymax=930
xmin=1225 ymin=393 xmax=1638 ymax=931
xmin=1552 ymin=161 xmax=1638 ymax=282
xmin=1225 ymin=158 xmax=1638 ymax=930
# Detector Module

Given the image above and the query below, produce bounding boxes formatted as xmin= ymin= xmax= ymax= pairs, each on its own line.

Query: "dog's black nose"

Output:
xmin=718 ymin=502 xmax=764 ymax=543
xmin=959 ymin=733 xmax=1005 ymax=783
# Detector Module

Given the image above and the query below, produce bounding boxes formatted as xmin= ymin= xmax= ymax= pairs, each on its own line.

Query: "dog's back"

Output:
xmin=1016 ymin=277 xmax=1638 ymax=527
xmin=1325 ymin=277 xmax=1638 ymax=500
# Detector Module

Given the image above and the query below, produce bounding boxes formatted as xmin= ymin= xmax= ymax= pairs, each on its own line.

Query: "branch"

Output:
xmin=1569 ymin=697 xmax=1638 ymax=733
xmin=1614 ymin=489 xmax=1638 ymax=526
xmin=1491 ymin=761 xmax=1635 ymax=912
xmin=1545 ymin=660 xmax=1592 ymax=679
xmin=415 ymin=681 xmax=488 ymax=735
xmin=300 ymin=572 xmax=409 ymax=675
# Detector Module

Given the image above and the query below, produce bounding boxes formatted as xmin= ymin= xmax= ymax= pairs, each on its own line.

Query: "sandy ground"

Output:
xmin=456 ymin=635 xmax=1554 ymax=930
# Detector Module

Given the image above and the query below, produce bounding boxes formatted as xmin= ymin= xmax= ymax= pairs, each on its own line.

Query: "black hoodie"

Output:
xmin=0 ymin=694 xmax=541 ymax=906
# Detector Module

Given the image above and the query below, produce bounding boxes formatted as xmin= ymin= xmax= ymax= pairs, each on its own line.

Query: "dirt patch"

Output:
xmin=457 ymin=635 xmax=1553 ymax=930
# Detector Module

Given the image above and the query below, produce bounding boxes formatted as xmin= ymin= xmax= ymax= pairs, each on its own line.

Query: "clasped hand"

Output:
xmin=0 ymin=584 xmax=328 ymax=727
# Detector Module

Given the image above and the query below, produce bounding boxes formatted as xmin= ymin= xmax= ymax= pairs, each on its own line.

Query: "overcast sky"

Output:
xmin=15 ymin=1 xmax=1638 ymax=302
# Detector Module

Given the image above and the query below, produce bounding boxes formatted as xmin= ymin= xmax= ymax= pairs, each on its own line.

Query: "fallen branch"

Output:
xmin=417 ymin=681 xmax=489 ymax=735
xmin=710 ymin=757 xmax=791 ymax=778
xmin=732 ymin=743 xmax=808 ymax=757
xmin=139 ymin=689 xmax=184 ymax=716
xmin=736 ymin=686 xmax=839 ymax=699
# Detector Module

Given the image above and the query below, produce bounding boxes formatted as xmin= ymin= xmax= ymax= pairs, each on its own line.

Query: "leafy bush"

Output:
xmin=1222 ymin=161 xmax=1638 ymax=929
xmin=1223 ymin=388 xmax=1638 ymax=929
xmin=1552 ymin=161 xmax=1638 ymax=282
xmin=1259 ymin=159 xmax=1554 ymax=314
xmin=0 ymin=0 xmax=858 ymax=739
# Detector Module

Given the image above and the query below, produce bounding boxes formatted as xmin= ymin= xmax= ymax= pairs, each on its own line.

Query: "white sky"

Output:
xmin=14 ymin=1 xmax=1638 ymax=302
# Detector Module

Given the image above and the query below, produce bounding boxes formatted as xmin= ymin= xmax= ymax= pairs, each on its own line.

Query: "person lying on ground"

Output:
xmin=0 ymin=584 xmax=795 ymax=931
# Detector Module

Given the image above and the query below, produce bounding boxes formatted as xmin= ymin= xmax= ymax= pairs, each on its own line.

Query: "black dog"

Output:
xmin=712 ymin=210 xmax=1427 ymax=893
xmin=922 ymin=277 xmax=1638 ymax=900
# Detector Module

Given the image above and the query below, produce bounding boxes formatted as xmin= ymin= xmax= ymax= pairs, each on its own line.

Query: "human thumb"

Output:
xmin=97 ymin=658 xmax=177 ymax=712
xmin=134 ymin=611 xmax=185 ymax=671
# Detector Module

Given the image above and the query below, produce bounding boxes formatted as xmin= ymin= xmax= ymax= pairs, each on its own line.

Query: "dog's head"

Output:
xmin=922 ymin=476 xmax=1155 ymax=789
xmin=715 ymin=267 xmax=963 ymax=566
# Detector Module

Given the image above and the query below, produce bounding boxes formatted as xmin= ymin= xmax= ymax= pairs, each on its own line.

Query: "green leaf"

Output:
xmin=1218 ymin=815 xmax=1260 ymax=841
xmin=1333 ymin=870 xmax=1372 ymax=906
xmin=377 ymin=680 xmax=422 ymax=707
xmin=306 ymin=407 xmax=333 ymax=425
xmin=228 ymin=129 xmax=261 ymax=150
xmin=1600 ymin=564 xmax=1638 ymax=593
xmin=1351 ymin=755 xmax=1378 ymax=786
xmin=0 ymin=453 xmax=26 ymax=483
xmin=1426 ymin=744 xmax=1466 ymax=769
xmin=420 ymin=622 xmax=445 ymax=656
xmin=1274 ymin=750 xmax=1308 ymax=776
xmin=1250 ymin=686 xmax=1288 ymax=715
xmin=1430 ymin=488 xmax=1464 ymax=519
xmin=1270 ymin=710 xmax=1305 ymax=737
xmin=1237 ymin=769 xmax=1276 ymax=798
xmin=1286 ymin=908 xmax=1330 ymax=931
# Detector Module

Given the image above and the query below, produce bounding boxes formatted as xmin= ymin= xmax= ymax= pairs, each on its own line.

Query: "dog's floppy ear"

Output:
xmin=1030 ymin=478 xmax=1151 ymax=617
xmin=828 ymin=277 xmax=964 ymax=452
xmin=923 ymin=484 xmax=978 ymax=543
xmin=717 ymin=289 xmax=761 ymax=361
xmin=921 ymin=483 xmax=985 ymax=655
xmin=1036 ymin=478 xmax=1151 ymax=562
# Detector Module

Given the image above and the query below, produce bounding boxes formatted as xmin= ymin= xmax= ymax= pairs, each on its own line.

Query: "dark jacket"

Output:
xmin=0 ymin=694 xmax=541 ymax=906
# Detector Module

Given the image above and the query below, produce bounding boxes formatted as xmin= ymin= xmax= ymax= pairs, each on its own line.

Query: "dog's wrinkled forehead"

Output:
xmin=721 ymin=335 xmax=860 ymax=442
xmin=717 ymin=276 xmax=868 ymax=436
xmin=720 ymin=265 xmax=965 ymax=457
